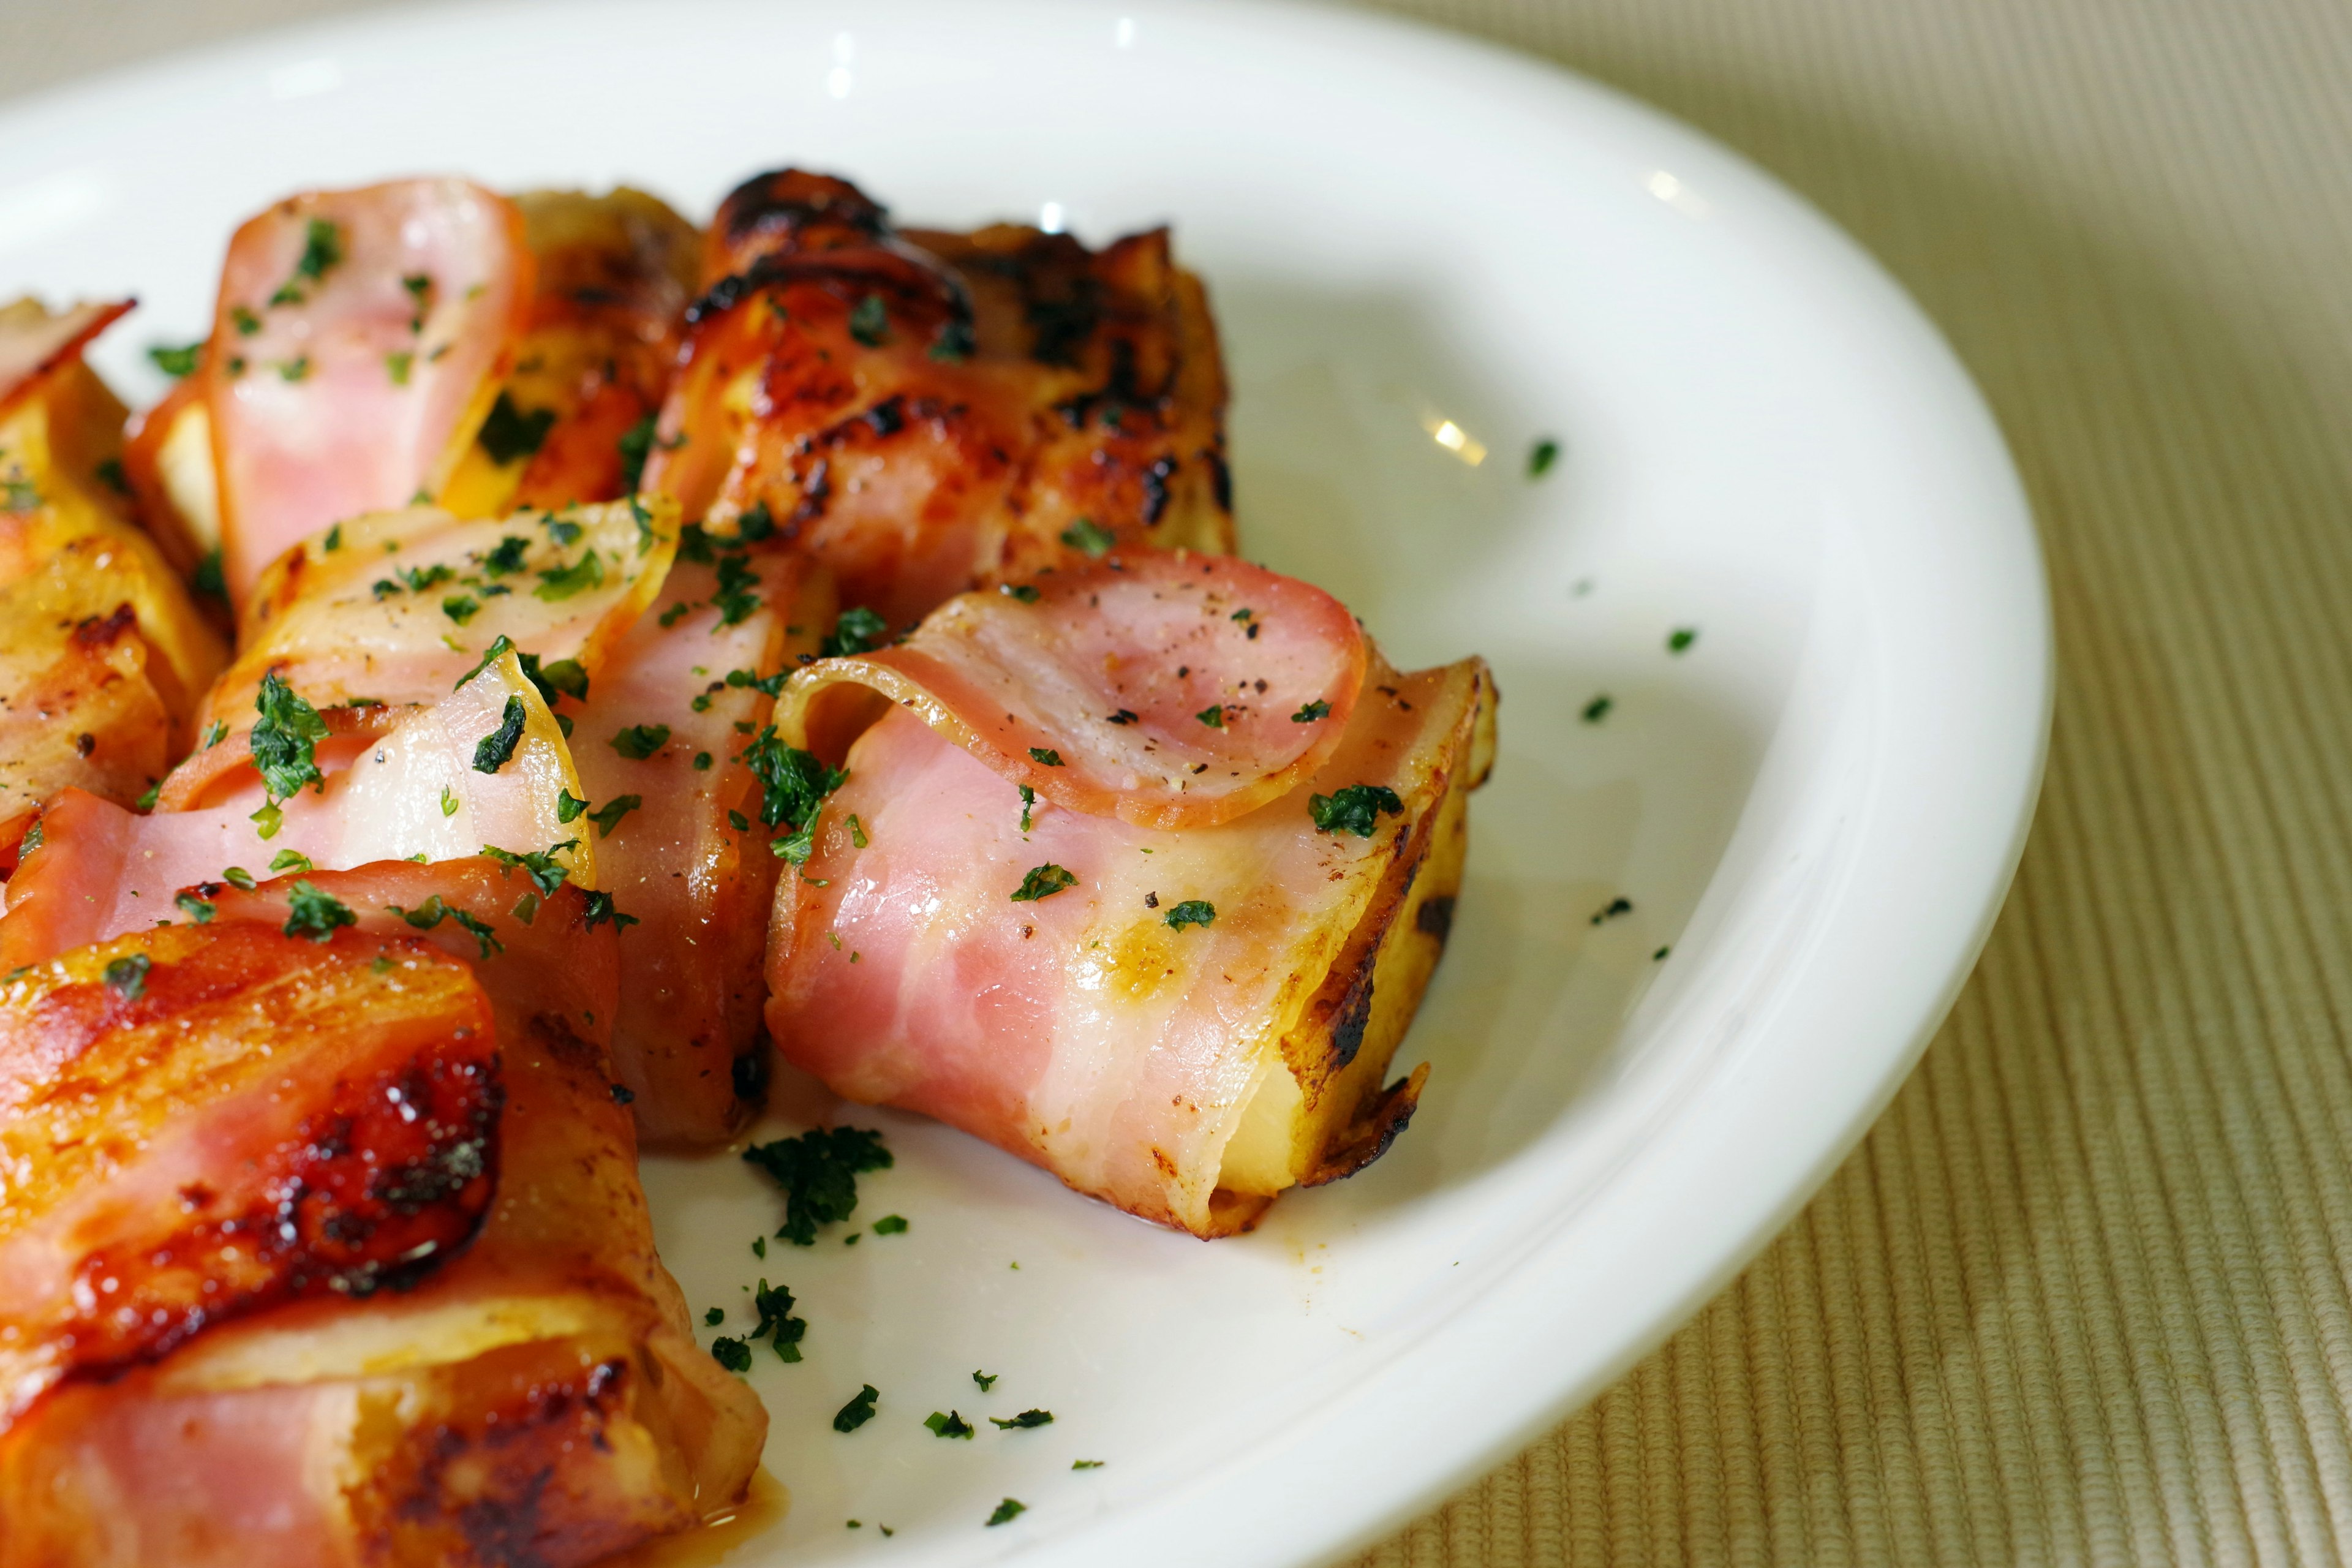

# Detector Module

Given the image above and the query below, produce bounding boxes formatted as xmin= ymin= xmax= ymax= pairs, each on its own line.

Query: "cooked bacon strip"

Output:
xmin=1 ymin=650 xmax=590 ymax=969
xmin=767 ymin=625 xmax=1494 ymax=1236
xmin=207 ymin=179 xmax=532 ymax=606
xmin=783 ymin=552 xmax=1365 ymax=831
xmin=569 ymin=545 xmax=825 ymax=1142
xmin=647 ymin=168 xmax=1231 ymax=625
xmin=162 ymin=497 xmax=674 ymax=805
xmin=0 ymin=922 xmax=499 ymax=1428
xmin=0 ymin=866 xmax=764 ymax=1562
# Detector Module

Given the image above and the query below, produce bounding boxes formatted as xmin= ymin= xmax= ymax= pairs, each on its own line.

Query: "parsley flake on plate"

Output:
xmin=1011 ymin=863 xmax=1077 ymax=902
xmin=986 ymin=1498 xmax=1027 ymax=1527
xmin=742 ymin=1125 xmax=893 ymax=1245
xmin=835 ymin=1384 xmax=881 ymax=1433
xmin=925 ymin=1410 xmax=975 ymax=1439
xmin=990 ymin=1409 xmax=1054 ymax=1430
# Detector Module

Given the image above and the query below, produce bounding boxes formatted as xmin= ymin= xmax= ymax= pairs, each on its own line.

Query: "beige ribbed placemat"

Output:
xmin=9 ymin=2 xmax=2351 ymax=1563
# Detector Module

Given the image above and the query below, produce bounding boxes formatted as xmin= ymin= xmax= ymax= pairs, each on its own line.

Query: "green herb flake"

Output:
xmin=276 ymin=355 xmax=311 ymax=382
xmin=1010 ymin=863 xmax=1077 ymax=902
xmin=533 ymin=551 xmax=605 ymax=602
xmin=1667 ymin=626 xmax=1698 ymax=654
xmin=929 ymin=318 xmax=974 ymax=361
xmin=925 ymin=1411 xmax=975 ymax=1440
xmin=1528 ymin=437 xmax=1561 ymax=477
xmin=385 ymin=350 xmax=413 ymax=386
xmin=1019 ymin=785 xmax=1035 ymax=832
xmin=441 ymin=783 xmax=461 ymax=818
xmin=1060 ymin=517 xmax=1115 ymax=557
xmin=102 ymin=953 xmax=151 ymax=1001
xmin=442 ymin=593 xmax=480 ymax=625
xmin=986 ymin=1498 xmax=1027 ymax=1527
xmin=1195 ymin=704 xmax=1226 ymax=730
xmin=617 ymin=414 xmax=656 ymax=491
xmin=973 ymin=1370 xmax=998 ymax=1391
xmin=192 ymin=549 xmax=226 ymax=601
xmin=848 ymin=813 xmax=869 ymax=849
xmin=1163 ymin=899 xmax=1215 ymax=930
xmin=477 ymin=391 xmax=557 ymax=465
xmin=835 ymin=1384 xmax=881 ymax=1433
xmin=739 ymin=726 xmax=845 ymax=829
xmin=1582 ymin=695 xmax=1613 ymax=724
xmin=741 ymin=1124 xmax=893 ymax=1245
xmin=1000 ymin=582 xmax=1041 ymax=603
xmin=704 ymin=1306 xmax=725 ymax=1327
xmin=581 ymin=889 xmax=639 ymax=932
xmin=133 ymin=780 xmax=162 ymax=812
xmin=249 ymin=801 xmax=284 ymax=839
xmin=282 ymin=880 xmax=358 ymax=943
xmin=1308 ymin=783 xmax=1404 ymax=838
xmin=848 ymin=293 xmax=889 ymax=346
xmin=871 ymin=1213 xmax=907 ymax=1235
xmin=748 ymin=1278 xmax=807 ymax=1363
xmin=174 ymin=891 xmax=216 ymax=924
xmin=268 ymin=848 xmax=313 ymax=874
xmin=222 ymin=866 xmax=257 ymax=891
xmin=710 ymin=1337 xmax=753 ymax=1374
xmin=990 ymin=1409 xmax=1054 ymax=1430
xmin=148 ymin=341 xmax=203 ymax=378
xmin=1291 ymin=699 xmax=1330 ymax=723
xmin=250 ymin=670 xmax=329 ymax=804
xmin=479 ymin=534 xmax=530 ymax=578
xmin=587 ymin=794 xmax=642 ymax=839
xmin=610 ymin=723 xmax=671 ymax=760
xmin=472 ymin=695 xmax=529 ymax=773
xmin=1029 ymin=747 xmax=1064 ymax=767
xmin=821 ymin=605 xmax=890 ymax=658
xmin=453 ymin=633 xmax=519 ymax=691
xmin=1073 ymin=1460 xmax=1105 ymax=1470
xmin=480 ymin=840 xmax=578 ymax=897
xmin=692 ymin=750 xmax=714 ymax=772
xmin=659 ymin=601 xmax=692 ymax=628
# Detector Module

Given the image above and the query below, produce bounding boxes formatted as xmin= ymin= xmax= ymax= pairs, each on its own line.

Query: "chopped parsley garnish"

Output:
xmin=659 ymin=601 xmax=692 ymax=628
xmin=1231 ymin=608 xmax=1253 ymax=624
xmin=559 ymin=788 xmax=589 ymax=822
xmin=990 ymin=1409 xmax=1054 ymax=1430
xmin=835 ymin=1384 xmax=881 ymax=1431
xmin=693 ymin=751 xmax=712 ymax=771
xmin=454 ymin=634 xmax=518 ymax=690
xmin=710 ymin=1337 xmax=753 ymax=1373
xmin=480 ymin=840 xmax=578 ymax=897
xmin=148 ymin=341 xmax=202 ymax=378
xmin=1654 ymin=945 xmax=1672 ymax=961
xmin=929 ymin=318 xmax=974 ymax=361
xmin=586 ymin=794 xmax=642 ymax=838
xmin=617 ymin=414 xmax=656 ymax=491
xmin=102 ymin=953 xmax=150 ymax=1001
xmin=477 ymin=391 xmax=557 ymax=465
xmin=986 ymin=1498 xmax=1027 ymax=1527
xmin=200 ymin=719 xmax=228 ymax=750
xmin=282 ymin=880 xmax=357 ymax=943
xmin=710 ymin=551 xmax=762 ymax=625
xmin=821 ymin=605 xmax=890 ymax=658
xmin=972 ymin=1370 xmax=998 ymax=1391
xmin=441 ymin=594 xmax=478 ymax=625
xmin=540 ymin=510 xmax=584 ymax=548
xmin=232 ymin=304 xmax=261 ymax=336
xmin=1528 ymin=437 xmax=1561 ymax=477
xmin=1000 ymin=582 xmax=1040 ymax=603
xmin=848 ymin=813 xmax=869 ymax=848
xmin=1029 ymin=747 xmax=1064 ymax=767
xmin=249 ymin=801 xmax=284 ymax=839
xmin=385 ymin=350 xmax=413 ymax=386
xmin=1308 ymin=783 xmax=1403 ymax=837
xmin=747 ymin=1278 xmax=807 ymax=1362
xmin=1164 ymin=900 xmax=1215 ymax=930
xmin=705 ymin=1307 xmax=725 ymax=1327
xmin=1582 ymin=695 xmax=1613 ymax=723
xmin=739 ymin=726 xmax=845 ymax=829
xmin=275 ymin=355 xmax=311 ymax=382
xmin=250 ymin=671 xmax=328 ymax=804
xmin=222 ymin=866 xmax=257 ymax=890
xmin=1291 ymin=699 xmax=1330 ymax=723
xmin=925 ymin=1411 xmax=975 ymax=1440
xmin=472 ymin=695 xmax=528 ymax=773
xmin=1667 ymin=626 xmax=1698 ymax=654
xmin=1590 ymin=895 xmax=1634 ymax=925
xmin=192 ymin=549 xmax=225 ymax=601
xmin=581 ymin=890 xmax=638 ymax=931
xmin=441 ymin=784 xmax=461 ymax=817
xmin=1010 ymin=863 xmax=1077 ymax=902
xmin=480 ymin=534 xmax=530 ymax=577
xmin=175 ymin=891 xmax=216 ymax=924
xmin=610 ymin=723 xmax=671 ymax=760
xmin=279 ymin=217 xmax=342 ymax=303
xmin=388 ymin=895 xmax=503 ymax=959
xmin=742 ymin=1125 xmax=893 ymax=1245
xmin=848 ymin=293 xmax=889 ymax=346
xmin=872 ymin=1213 xmax=907 ymax=1234
xmin=527 ymin=654 xmax=589 ymax=703
xmin=269 ymin=849 xmax=313 ymax=874
xmin=1019 ymin=785 xmax=1035 ymax=832
xmin=725 ymin=666 xmax=790 ymax=698
xmin=1060 ymin=516 xmax=1115 ymax=557
xmin=1195 ymin=704 xmax=1226 ymax=729
xmin=134 ymin=780 xmax=162 ymax=812
xmin=1073 ymin=1460 xmax=1105 ymax=1470
xmin=533 ymin=551 xmax=605 ymax=602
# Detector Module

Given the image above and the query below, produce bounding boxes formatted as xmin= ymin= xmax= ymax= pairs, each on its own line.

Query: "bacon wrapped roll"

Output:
xmin=764 ymin=551 xmax=1494 ymax=1236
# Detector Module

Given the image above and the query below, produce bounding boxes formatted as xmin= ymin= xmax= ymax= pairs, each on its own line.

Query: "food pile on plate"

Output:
xmin=0 ymin=169 xmax=1494 ymax=1562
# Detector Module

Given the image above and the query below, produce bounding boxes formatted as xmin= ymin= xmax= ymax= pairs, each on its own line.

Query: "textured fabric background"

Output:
xmin=7 ymin=3 xmax=2350 ymax=1564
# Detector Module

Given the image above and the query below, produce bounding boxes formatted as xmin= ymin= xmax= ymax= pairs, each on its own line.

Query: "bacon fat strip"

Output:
xmin=767 ymin=564 xmax=1495 ymax=1236
xmin=647 ymin=168 xmax=1232 ymax=627
xmin=0 ymin=866 xmax=764 ymax=1564
xmin=207 ymin=179 xmax=533 ymax=608
xmin=568 ymin=543 xmax=827 ymax=1143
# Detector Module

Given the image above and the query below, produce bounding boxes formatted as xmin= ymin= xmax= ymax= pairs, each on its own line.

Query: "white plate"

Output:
xmin=0 ymin=2 xmax=2050 ymax=1563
